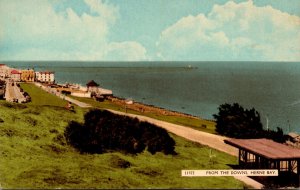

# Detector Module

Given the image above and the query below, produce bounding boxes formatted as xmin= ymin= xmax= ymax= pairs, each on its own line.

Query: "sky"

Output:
xmin=0 ymin=0 xmax=299 ymax=61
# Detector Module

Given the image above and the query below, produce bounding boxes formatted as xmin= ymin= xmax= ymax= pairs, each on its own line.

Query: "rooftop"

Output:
xmin=224 ymin=138 xmax=300 ymax=159
xmin=86 ymin=80 xmax=99 ymax=87
xmin=11 ymin=70 xmax=21 ymax=74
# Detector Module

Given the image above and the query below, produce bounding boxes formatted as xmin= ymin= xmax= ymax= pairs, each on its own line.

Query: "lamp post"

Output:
xmin=265 ymin=115 xmax=269 ymax=131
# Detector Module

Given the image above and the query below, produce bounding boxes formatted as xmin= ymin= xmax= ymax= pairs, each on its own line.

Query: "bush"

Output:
xmin=64 ymin=109 xmax=176 ymax=155
xmin=61 ymin=90 xmax=71 ymax=95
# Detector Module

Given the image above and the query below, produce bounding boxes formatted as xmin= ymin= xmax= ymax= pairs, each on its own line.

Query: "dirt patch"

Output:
xmin=133 ymin=167 xmax=163 ymax=177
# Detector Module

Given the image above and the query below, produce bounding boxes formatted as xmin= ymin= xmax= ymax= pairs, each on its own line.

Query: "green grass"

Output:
xmin=0 ymin=83 xmax=246 ymax=188
xmin=71 ymin=96 xmax=217 ymax=134
xmin=20 ymin=83 xmax=67 ymax=107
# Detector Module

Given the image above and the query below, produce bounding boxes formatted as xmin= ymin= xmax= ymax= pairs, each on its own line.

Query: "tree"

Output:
xmin=264 ymin=127 xmax=287 ymax=143
xmin=213 ymin=103 xmax=264 ymax=138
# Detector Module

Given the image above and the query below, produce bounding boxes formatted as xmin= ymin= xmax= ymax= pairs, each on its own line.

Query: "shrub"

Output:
xmin=61 ymin=90 xmax=71 ymax=95
xmin=64 ymin=109 xmax=176 ymax=155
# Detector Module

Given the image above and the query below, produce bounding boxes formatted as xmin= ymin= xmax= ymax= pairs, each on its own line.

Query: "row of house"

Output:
xmin=0 ymin=64 xmax=55 ymax=83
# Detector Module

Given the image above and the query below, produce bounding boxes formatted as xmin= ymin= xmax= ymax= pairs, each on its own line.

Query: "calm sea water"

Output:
xmin=4 ymin=61 xmax=300 ymax=133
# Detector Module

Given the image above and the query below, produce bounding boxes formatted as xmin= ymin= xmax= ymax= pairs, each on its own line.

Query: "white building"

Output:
xmin=10 ymin=70 xmax=21 ymax=81
xmin=0 ymin=64 xmax=12 ymax=79
xmin=35 ymin=71 xmax=55 ymax=83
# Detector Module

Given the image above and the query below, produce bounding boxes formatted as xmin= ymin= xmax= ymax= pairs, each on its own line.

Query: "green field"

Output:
xmin=0 ymin=83 xmax=246 ymax=188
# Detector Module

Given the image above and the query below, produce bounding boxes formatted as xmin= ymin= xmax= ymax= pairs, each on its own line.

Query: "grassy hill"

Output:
xmin=0 ymin=83 xmax=246 ymax=188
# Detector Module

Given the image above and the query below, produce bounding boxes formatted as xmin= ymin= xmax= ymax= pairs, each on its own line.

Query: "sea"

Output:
xmin=4 ymin=61 xmax=300 ymax=133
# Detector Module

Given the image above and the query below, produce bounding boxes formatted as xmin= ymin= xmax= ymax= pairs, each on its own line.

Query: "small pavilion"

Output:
xmin=224 ymin=138 xmax=300 ymax=187
xmin=86 ymin=80 xmax=99 ymax=93
xmin=86 ymin=80 xmax=99 ymax=88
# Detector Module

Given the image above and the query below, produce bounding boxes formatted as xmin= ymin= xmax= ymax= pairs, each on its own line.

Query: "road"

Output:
xmin=4 ymin=81 xmax=26 ymax=102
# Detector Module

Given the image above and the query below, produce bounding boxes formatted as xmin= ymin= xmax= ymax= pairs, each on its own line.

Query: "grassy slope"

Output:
xmin=71 ymin=96 xmax=216 ymax=134
xmin=0 ymin=84 xmax=245 ymax=188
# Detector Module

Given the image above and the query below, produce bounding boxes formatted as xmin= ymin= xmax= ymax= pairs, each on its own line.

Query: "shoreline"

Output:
xmin=107 ymin=95 xmax=212 ymax=120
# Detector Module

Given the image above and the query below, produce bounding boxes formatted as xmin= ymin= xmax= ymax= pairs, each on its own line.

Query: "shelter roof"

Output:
xmin=86 ymin=80 xmax=99 ymax=87
xmin=224 ymin=138 xmax=300 ymax=159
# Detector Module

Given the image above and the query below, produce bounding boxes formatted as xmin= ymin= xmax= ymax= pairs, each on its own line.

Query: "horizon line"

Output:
xmin=1 ymin=60 xmax=299 ymax=63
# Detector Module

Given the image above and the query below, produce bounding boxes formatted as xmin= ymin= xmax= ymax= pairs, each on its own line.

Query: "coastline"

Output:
xmin=107 ymin=95 xmax=208 ymax=120
xmin=34 ymin=81 xmax=215 ymax=125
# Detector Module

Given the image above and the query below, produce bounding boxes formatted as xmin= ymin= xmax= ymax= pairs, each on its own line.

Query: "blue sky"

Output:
xmin=0 ymin=0 xmax=299 ymax=61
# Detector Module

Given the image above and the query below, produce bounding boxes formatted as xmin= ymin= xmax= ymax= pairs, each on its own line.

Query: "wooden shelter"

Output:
xmin=224 ymin=138 xmax=300 ymax=187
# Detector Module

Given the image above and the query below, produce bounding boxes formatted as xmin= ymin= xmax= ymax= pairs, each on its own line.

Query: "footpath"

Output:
xmin=63 ymin=96 xmax=91 ymax=108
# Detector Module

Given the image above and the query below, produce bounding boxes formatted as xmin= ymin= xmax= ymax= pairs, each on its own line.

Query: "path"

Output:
xmin=63 ymin=96 xmax=92 ymax=108
xmin=107 ymin=109 xmax=264 ymax=189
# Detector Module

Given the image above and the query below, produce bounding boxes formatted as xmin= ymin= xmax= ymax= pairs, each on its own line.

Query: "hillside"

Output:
xmin=0 ymin=84 xmax=245 ymax=188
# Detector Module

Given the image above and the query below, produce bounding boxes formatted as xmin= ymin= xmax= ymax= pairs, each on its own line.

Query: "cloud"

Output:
xmin=0 ymin=0 xmax=147 ymax=61
xmin=105 ymin=42 xmax=147 ymax=61
xmin=156 ymin=1 xmax=300 ymax=61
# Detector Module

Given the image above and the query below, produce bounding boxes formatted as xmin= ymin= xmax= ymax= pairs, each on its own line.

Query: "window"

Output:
xmin=247 ymin=152 xmax=256 ymax=163
xmin=280 ymin=161 xmax=288 ymax=171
